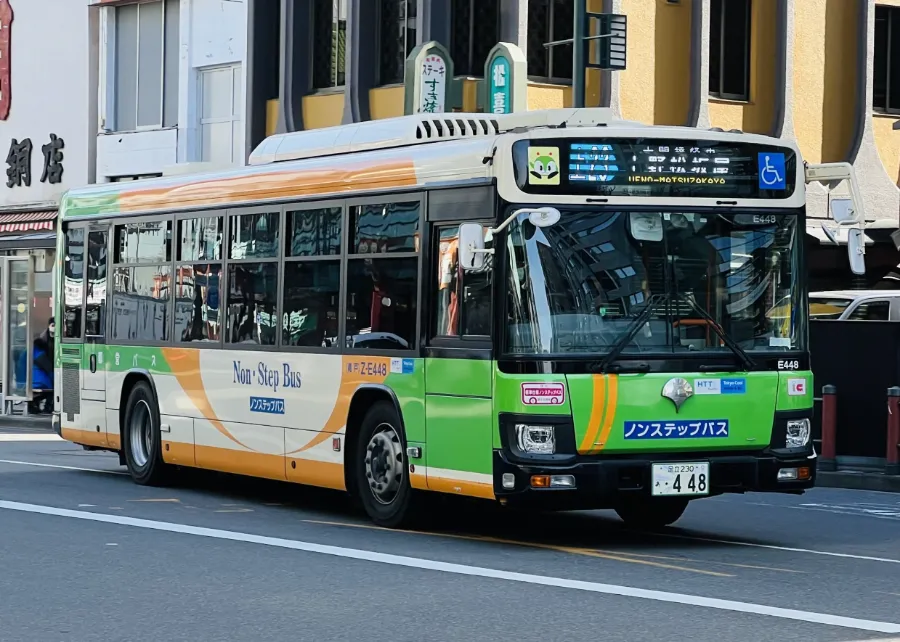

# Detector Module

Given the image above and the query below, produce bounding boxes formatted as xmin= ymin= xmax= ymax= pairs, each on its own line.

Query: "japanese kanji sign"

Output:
xmin=403 ymin=41 xmax=459 ymax=116
xmin=0 ymin=0 xmax=13 ymax=121
xmin=5 ymin=133 xmax=65 ymax=188
xmin=480 ymin=43 xmax=527 ymax=114
xmin=419 ymin=55 xmax=446 ymax=114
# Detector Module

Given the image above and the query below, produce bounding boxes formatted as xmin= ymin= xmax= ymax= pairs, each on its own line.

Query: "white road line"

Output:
xmin=0 ymin=500 xmax=898 ymax=635
xmin=0 ymin=433 xmax=63 ymax=442
xmin=0 ymin=460 xmax=127 ymax=475
xmin=639 ymin=530 xmax=900 ymax=565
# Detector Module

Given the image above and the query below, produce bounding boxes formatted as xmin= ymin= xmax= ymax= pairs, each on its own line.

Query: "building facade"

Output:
xmin=0 ymin=0 xmax=93 ymax=246
xmin=91 ymin=0 xmax=246 ymax=181
xmin=242 ymin=0 xmax=900 ymax=288
xmin=0 ymin=0 xmax=93 ymax=400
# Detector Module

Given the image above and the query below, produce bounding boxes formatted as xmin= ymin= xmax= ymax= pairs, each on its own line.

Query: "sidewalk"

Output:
xmin=817 ymin=469 xmax=900 ymax=493
xmin=0 ymin=414 xmax=52 ymax=433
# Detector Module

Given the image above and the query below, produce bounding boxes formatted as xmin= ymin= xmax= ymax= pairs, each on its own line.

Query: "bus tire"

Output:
xmin=614 ymin=496 xmax=689 ymax=529
xmin=355 ymin=400 xmax=414 ymax=528
xmin=122 ymin=380 xmax=169 ymax=486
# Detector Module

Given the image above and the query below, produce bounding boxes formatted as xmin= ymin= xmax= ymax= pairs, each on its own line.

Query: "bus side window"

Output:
xmin=433 ymin=224 xmax=492 ymax=338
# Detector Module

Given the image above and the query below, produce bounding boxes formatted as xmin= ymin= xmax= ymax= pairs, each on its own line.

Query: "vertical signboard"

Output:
xmin=481 ymin=43 xmax=527 ymax=114
xmin=404 ymin=41 xmax=460 ymax=115
xmin=0 ymin=0 xmax=13 ymax=121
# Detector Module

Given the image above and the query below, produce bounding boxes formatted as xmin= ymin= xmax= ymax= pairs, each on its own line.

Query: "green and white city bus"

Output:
xmin=53 ymin=108 xmax=865 ymax=528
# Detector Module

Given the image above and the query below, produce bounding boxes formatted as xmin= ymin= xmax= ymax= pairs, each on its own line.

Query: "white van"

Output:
xmin=809 ymin=290 xmax=900 ymax=321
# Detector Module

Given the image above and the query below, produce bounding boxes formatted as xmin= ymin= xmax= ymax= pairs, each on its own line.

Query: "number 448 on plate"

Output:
xmin=651 ymin=462 xmax=710 ymax=497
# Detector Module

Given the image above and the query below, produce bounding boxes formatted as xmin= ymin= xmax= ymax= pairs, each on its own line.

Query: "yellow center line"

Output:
xmin=591 ymin=549 xmax=806 ymax=574
xmin=302 ymin=520 xmax=733 ymax=577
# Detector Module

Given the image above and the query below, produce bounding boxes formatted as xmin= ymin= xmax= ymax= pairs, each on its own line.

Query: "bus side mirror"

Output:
xmin=459 ymin=223 xmax=487 ymax=271
xmin=847 ymin=228 xmax=866 ymax=276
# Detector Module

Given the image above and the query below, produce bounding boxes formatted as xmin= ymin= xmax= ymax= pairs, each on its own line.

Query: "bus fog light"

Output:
xmin=550 ymin=475 xmax=576 ymax=488
xmin=777 ymin=468 xmax=798 ymax=481
xmin=786 ymin=419 xmax=811 ymax=448
xmin=501 ymin=473 xmax=516 ymax=489
xmin=514 ymin=424 xmax=555 ymax=455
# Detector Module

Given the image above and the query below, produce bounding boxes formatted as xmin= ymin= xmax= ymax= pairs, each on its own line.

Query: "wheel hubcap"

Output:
xmin=130 ymin=400 xmax=153 ymax=468
xmin=364 ymin=423 xmax=404 ymax=505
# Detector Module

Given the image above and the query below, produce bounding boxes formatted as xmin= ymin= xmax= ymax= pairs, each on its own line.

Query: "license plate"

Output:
xmin=651 ymin=462 xmax=710 ymax=497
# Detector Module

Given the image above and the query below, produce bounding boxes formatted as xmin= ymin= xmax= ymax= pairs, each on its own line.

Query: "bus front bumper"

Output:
xmin=492 ymin=449 xmax=816 ymax=510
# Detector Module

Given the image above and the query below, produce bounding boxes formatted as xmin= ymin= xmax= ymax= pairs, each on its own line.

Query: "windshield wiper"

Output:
xmin=680 ymin=296 xmax=757 ymax=372
xmin=594 ymin=293 xmax=670 ymax=374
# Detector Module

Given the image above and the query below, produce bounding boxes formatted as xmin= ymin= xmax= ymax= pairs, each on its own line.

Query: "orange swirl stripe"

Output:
xmin=578 ymin=375 xmax=607 ymax=454
xmin=577 ymin=374 xmax=619 ymax=455
xmin=285 ymin=356 xmax=391 ymax=455
xmin=161 ymin=348 xmax=254 ymax=451
xmin=592 ymin=375 xmax=619 ymax=454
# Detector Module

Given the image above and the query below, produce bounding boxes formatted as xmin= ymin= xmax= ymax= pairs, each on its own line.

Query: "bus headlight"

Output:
xmin=786 ymin=419 xmax=811 ymax=448
xmin=515 ymin=424 xmax=556 ymax=455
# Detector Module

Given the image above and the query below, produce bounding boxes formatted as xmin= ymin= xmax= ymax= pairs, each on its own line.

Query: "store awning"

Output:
xmin=0 ymin=210 xmax=56 ymax=233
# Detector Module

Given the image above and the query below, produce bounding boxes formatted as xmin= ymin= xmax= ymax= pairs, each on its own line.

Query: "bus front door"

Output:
xmin=81 ymin=227 xmax=110 ymax=447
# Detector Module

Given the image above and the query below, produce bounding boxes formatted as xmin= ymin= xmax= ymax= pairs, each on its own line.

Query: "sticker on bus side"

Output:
xmin=249 ymin=397 xmax=285 ymax=415
xmin=624 ymin=419 xmax=729 ymax=439
xmin=521 ymin=382 xmax=566 ymax=406
xmin=390 ymin=358 xmax=415 ymax=375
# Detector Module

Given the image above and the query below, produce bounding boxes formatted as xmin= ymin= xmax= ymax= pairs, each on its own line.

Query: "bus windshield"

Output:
xmin=504 ymin=208 xmax=803 ymax=356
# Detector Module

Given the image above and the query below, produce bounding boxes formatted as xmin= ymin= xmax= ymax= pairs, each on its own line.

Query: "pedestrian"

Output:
xmin=16 ymin=317 xmax=55 ymax=414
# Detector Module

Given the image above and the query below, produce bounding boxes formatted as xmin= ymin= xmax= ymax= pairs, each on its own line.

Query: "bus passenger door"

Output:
xmin=81 ymin=227 xmax=110 ymax=446
xmin=423 ymin=218 xmax=495 ymax=499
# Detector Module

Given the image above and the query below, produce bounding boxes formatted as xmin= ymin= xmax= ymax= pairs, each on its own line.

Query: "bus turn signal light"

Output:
xmin=531 ymin=475 xmax=551 ymax=488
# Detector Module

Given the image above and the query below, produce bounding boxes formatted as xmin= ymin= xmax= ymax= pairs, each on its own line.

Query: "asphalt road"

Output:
xmin=1 ymin=434 xmax=899 ymax=642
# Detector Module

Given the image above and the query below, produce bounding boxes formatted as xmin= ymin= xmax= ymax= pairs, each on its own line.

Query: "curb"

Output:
xmin=817 ymin=470 xmax=900 ymax=493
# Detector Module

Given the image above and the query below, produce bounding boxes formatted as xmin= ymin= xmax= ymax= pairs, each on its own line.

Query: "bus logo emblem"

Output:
xmin=662 ymin=378 xmax=693 ymax=413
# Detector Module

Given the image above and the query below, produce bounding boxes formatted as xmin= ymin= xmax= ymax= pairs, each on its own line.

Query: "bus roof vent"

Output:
xmin=249 ymin=113 xmax=502 ymax=166
xmin=248 ymin=108 xmax=633 ymax=166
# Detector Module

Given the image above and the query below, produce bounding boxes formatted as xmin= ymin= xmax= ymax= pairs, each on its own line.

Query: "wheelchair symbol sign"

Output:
xmin=758 ymin=152 xmax=786 ymax=190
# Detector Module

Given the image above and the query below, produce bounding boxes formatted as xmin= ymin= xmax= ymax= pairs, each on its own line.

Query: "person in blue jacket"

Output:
xmin=16 ymin=317 xmax=54 ymax=414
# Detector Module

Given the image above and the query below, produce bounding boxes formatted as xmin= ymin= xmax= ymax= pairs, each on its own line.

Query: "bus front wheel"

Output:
xmin=355 ymin=401 xmax=413 ymax=528
xmin=122 ymin=380 xmax=169 ymax=486
xmin=614 ymin=497 xmax=689 ymax=529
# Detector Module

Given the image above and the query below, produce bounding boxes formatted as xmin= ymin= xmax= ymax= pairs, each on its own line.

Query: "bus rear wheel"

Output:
xmin=122 ymin=380 xmax=169 ymax=486
xmin=355 ymin=401 xmax=413 ymax=528
xmin=614 ymin=496 xmax=689 ymax=529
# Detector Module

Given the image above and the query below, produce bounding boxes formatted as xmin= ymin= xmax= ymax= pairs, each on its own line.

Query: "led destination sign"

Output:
xmin=514 ymin=138 xmax=797 ymax=199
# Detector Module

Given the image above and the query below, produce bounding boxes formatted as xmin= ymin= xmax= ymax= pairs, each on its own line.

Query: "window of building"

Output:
xmin=111 ymin=221 xmax=173 ymax=343
xmin=312 ymin=0 xmax=348 ymax=89
xmin=709 ymin=0 xmax=751 ymax=100
xmin=114 ymin=0 xmax=180 ymax=131
xmin=378 ymin=0 xmax=417 ymax=85
xmin=282 ymin=207 xmax=343 ymax=348
xmin=175 ymin=217 xmax=223 ymax=343
xmin=345 ymin=200 xmax=420 ymax=351
xmin=432 ymin=225 xmax=492 ymax=338
xmin=874 ymin=6 xmax=900 ymax=113
xmin=450 ymin=0 xmax=500 ymax=77
xmin=527 ymin=0 xmax=574 ymax=82
xmin=199 ymin=65 xmax=243 ymax=165
xmin=226 ymin=210 xmax=280 ymax=345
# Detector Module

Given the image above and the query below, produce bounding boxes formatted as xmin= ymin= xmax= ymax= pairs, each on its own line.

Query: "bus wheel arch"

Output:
xmin=118 ymin=370 xmax=161 ymax=443
xmin=344 ymin=387 xmax=414 ymax=527
xmin=344 ymin=386 xmax=406 ymax=499
xmin=120 ymin=373 xmax=169 ymax=486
